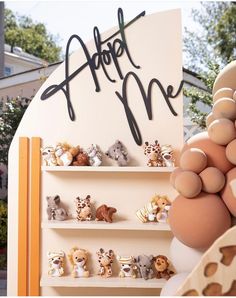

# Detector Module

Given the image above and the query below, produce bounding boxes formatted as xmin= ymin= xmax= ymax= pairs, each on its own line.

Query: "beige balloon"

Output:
xmin=199 ymin=167 xmax=225 ymax=193
xmin=212 ymin=98 xmax=236 ymax=120
xmin=208 ymin=118 xmax=236 ymax=146
xmin=226 ymin=139 xmax=236 ymax=165
xmin=213 ymin=60 xmax=236 ymax=95
xmin=213 ymin=87 xmax=234 ymax=103
xmin=175 ymin=171 xmax=202 ymax=198
xmin=182 ymin=132 xmax=233 ymax=174
xmin=170 ymin=167 xmax=183 ymax=187
xmin=180 ymin=148 xmax=207 ymax=174
xmin=221 ymin=167 xmax=236 ymax=216
xmin=206 ymin=112 xmax=215 ymax=128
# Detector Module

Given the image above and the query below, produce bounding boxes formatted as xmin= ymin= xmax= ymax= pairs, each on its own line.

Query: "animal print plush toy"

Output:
xmin=136 ymin=255 xmax=154 ymax=280
xmin=41 ymin=146 xmax=57 ymax=166
xmin=117 ymin=256 xmax=138 ymax=278
xmin=143 ymin=141 xmax=163 ymax=167
xmin=97 ymin=248 xmax=114 ymax=278
xmin=46 ymin=195 xmax=68 ymax=221
xmin=105 ymin=140 xmax=129 ymax=166
xmin=161 ymin=144 xmax=175 ymax=167
xmin=68 ymin=247 xmax=90 ymax=278
xmin=95 ymin=204 xmax=117 ymax=223
xmin=153 ymin=255 xmax=174 ymax=280
xmin=47 ymin=251 xmax=65 ymax=277
xmin=136 ymin=195 xmax=171 ymax=223
xmin=87 ymin=144 xmax=102 ymax=166
xmin=75 ymin=195 xmax=92 ymax=221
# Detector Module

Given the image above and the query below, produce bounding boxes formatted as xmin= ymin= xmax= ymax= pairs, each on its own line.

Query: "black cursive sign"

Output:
xmin=40 ymin=8 xmax=183 ymax=146
xmin=41 ymin=8 xmax=145 ymax=121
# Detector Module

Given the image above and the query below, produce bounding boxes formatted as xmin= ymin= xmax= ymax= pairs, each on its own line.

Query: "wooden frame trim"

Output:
xmin=29 ymin=137 xmax=41 ymax=296
xmin=18 ymin=137 xmax=29 ymax=296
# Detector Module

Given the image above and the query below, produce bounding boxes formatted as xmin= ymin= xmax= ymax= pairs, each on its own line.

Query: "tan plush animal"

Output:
xmin=136 ymin=195 xmax=171 ymax=223
xmin=73 ymin=150 xmax=90 ymax=166
xmin=153 ymin=255 xmax=174 ymax=280
xmin=55 ymin=143 xmax=80 ymax=166
xmin=68 ymin=247 xmax=90 ymax=278
xmin=97 ymin=248 xmax=114 ymax=278
xmin=41 ymin=146 xmax=57 ymax=166
xmin=47 ymin=251 xmax=65 ymax=277
xmin=117 ymin=255 xmax=138 ymax=278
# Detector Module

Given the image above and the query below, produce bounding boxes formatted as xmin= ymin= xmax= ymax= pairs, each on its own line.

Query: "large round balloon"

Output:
xmin=170 ymin=237 xmax=204 ymax=273
xmin=169 ymin=193 xmax=231 ymax=249
xmin=221 ymin=167 xmax=236 ymax=216
xmin=213 ymin=61 xmax=236 ymax=95
xmin=180 ymin=148 xmax=207 ymax=174
xmin=160 ymin=272 xmax=189 ymax=296
xmin=182 ymin=132 xmax=234 ymax=174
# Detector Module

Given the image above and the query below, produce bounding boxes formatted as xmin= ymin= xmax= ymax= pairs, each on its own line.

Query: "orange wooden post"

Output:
xmin=29 ymin=137 xmax=41 ymax=296
xmin=18 ymin=137 xmax=29 ymax=296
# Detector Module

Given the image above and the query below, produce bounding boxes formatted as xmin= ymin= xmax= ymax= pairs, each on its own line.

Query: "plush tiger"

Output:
xmin=144 ymin=141 xmax=163 ymax=167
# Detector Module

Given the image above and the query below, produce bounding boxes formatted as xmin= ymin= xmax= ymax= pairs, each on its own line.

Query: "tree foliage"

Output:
xmin=0 ymin=200 xmax=7 ymax=248
xmin=0 ymin=96 xmax=31 ymax=164
xmin=184 ymin=2 xmax=236 ymax=129
xmin=4 ymin=8 xmax=62 ymax=63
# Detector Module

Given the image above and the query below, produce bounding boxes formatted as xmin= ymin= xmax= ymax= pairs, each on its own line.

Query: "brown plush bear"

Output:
xmin=95 ymin=204 xmax=117 ymax=223
xmin=73 ymin=149 xmax=90 ymax=166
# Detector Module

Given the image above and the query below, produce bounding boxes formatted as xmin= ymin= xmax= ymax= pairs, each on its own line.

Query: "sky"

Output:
xmin=5 ymin=0 xmax=202 ymax=56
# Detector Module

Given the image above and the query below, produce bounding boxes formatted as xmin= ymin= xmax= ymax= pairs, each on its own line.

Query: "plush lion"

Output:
xmin=68 ymin=247 xmax=90 ymax=278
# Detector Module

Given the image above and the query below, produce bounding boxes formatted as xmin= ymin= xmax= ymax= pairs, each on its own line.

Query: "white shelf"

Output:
xmin=40 ymin=275 xmax=166 ymax=288
xmin=41 ymin=219 xmax=171 ymax=231
xmin=41 ymin=166 xmax=175 ymax=173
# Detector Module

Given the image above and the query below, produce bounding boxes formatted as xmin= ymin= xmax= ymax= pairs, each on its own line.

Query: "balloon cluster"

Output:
xmin=161 ymin=61 xmax=236 ymax=296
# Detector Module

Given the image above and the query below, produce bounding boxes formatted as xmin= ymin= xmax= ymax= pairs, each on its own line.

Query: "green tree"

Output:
xmin=4 ymin=8 xmax=62 ymax=63
xmin=184 ymin=2 xmax=236 ymax=129
xmin=0 ymin=96 xmax=31 ymax=164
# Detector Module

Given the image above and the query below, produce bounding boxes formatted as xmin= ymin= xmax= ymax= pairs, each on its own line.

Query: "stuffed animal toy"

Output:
xmin=47 ymin=251 xmax=65 ymax=277
xmin=55 ymin=143 xmax=74 ymax=166
xmin=143 ymin=141 xmax=163 ymax=167
xmin=153 ymin=195 xmax=171 ymax=222
xmin=46 ymin=195 xmax=68 ymax=221
xmin=157 ymin=205 xmax=171 ymax=223
xmin=73 ymin=149 xmax=90 ymax=166
xmin=105 ymin=140 xmax=129 ymax=166
xmin=96 ymin=248 xmax=114 ymax=278
xmin=95 ymin=204 xmax=117 ymax=223
xmin=117 ymin=255 xmax=138 ymax=278
xmin=136 ymin=255 xmax=154 ymax=280
xmin=86 ymin=144 xmax=103 ymax=166
xmin=153 ymin=255 xmax=174 ymax=280
xmin=68 ymin=247 xmax=90 ymax=278
xmin=75 ymin=195 xmax=92 ymax=221
xmin=41 ymin=146 xmax=58 ymax=166
xmin=136 ymin=195 xmax=171 ymax=223
xmin=161 ymin=144 xmax=175 ymax=167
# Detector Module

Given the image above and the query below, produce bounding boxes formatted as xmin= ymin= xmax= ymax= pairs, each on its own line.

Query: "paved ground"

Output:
xmin=0 ymin=271 xmax=7 ymax=296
